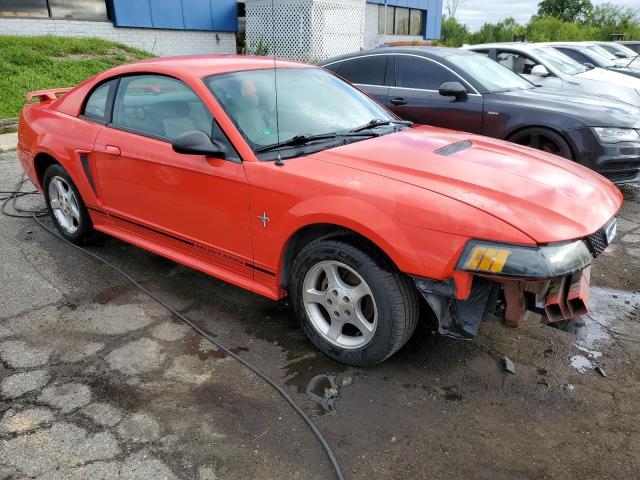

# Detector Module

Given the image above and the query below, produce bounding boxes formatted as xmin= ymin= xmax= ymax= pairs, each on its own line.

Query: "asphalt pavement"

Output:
xmin=1 ymin=150 xmax=640 ymax=479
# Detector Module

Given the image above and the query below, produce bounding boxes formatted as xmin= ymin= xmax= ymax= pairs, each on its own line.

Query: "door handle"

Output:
xmin=104 ymin=145 xmax=121 ymax=155
xmin=390 ymin=97 xmax=408 ymax=106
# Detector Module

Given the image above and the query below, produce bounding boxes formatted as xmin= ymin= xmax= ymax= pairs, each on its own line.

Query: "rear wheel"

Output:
xmin=43 ymin=164 xmax=94 ymax=244
xmin=291 ymin=239 xmax=419 ymax=366
xmin=509 ymin=128 xmax=572 ymax=159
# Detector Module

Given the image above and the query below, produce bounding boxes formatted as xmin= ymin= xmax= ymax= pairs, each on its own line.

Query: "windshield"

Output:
xmin=449 ymin=53 xmax=534 ymax=92
xmin=584 ymin=45 xmax=618 ymax=66
xmin=534 ymin=47 xmax=587 ymax=75
xmin=205 ymin=68 xmax=394 ymax=151
xmin=610 ymin=43 xmax=638 ymax=58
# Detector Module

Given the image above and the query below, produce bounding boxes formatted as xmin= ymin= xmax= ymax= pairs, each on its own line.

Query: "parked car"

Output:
xmin=542 ymin=42 xmax=640 ymax=78
xmin=618 ymin=41 xmax=640 ymax=54
xmin=462 ymin=42 xmax=640 ymax=107
xmin=593 ymin=41 xmax=639 ymax=64
xmin=320 ymin=47 xmax=640 ymax=183
xmin=18 ymin=56 xmax=621 ymax=366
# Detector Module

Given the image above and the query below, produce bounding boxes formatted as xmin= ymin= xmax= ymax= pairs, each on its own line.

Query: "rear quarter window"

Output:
xmin=83 ymin=80 xmax=114 ymax=121
xmin=335 ymin=56 xmax=387 ymax=86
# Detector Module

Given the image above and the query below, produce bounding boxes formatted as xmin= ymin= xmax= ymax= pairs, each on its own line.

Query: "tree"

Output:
xmin=445 ymin=0 xmax=464 ymax=19
xmin=440 ymin=16 xmax=471 ymax=46
xmin=537 ymin=0 xmax=593 ymax=23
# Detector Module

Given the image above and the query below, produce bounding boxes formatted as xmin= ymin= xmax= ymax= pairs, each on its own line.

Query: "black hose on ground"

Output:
xmin=2 ymin=178 xmax=345 ymax=480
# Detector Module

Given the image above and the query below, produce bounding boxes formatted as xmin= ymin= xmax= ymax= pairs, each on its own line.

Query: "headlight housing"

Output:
xmin=593 ymin=127 xmax=640 ymax=143
xmin=456 ymin=240 xmax=592 ymax=279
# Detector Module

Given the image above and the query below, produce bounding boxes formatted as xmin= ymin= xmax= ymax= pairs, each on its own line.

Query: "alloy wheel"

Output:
xmin=302 ymin=260 xmax=378 ymax=349
xmin=47 ymin=176 xmax=81 ymax=234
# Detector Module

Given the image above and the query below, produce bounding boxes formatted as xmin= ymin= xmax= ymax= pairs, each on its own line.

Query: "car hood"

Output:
xmin=490 ymin=87 xmax=640 ymax=128
xmin=311 ymin=127 xmax=622 ymax=244
xmin=576 ymin=67 xmax=640 ymax=89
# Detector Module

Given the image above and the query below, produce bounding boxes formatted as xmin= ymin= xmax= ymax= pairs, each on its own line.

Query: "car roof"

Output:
xmin=320 ymin=46 xmax=476 ymax=64
xmin=537 ymin=42 xmax=588 ymax=49
xmin=102 ymin=54 xmax=310 ymax=80
xmin=463 ymin=42 xmax=540 ymax=51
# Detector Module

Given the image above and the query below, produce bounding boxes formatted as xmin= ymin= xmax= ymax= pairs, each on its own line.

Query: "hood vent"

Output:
xmin=434 ymin=140 xmax=472 ymax=157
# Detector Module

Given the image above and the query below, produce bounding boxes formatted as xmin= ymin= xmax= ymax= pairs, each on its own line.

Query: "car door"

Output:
xmin=386 ymin=54 xmax=483 ymax=133
xmin=495 ymin=49 xmax=564 ymax=89
xmin=90 ymin=74 xmax=254 ymax=277
xmin=324 ymin=55 xmax=390 ymax=106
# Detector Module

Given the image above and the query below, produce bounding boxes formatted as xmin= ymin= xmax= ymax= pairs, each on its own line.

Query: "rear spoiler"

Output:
xmin=25 ymin=87 xmax=73 ymax=102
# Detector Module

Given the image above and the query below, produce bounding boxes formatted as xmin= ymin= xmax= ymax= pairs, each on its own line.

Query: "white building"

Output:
xmin=245 ymin=0 xmax=442 ymax=61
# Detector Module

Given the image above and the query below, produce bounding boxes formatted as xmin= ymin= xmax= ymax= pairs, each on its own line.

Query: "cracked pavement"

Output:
xmin=1 ymin=150 xmax=640 ymax=479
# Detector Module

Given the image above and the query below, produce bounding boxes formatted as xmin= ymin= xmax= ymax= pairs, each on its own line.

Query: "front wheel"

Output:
xmin=291 ymin=240 xmax=419 ymax=366
xmin=508 ymin=127 xmax=573 ymax=159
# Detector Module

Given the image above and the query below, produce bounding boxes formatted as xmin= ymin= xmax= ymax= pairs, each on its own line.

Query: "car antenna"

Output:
xmin=270 ymin=0 xmax=283 ymax=166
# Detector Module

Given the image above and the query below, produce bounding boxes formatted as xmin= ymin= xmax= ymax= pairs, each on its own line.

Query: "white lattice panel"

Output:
xmin=246 ymin=0 xmax=365 ymax=62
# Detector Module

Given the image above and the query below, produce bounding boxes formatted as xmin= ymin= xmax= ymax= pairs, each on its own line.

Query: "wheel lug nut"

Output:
xmin=327 ymin=299 xmax=333 ymax=305
xmin=343 ymin=296 xmax=349 ymax=303
xmin=333 ymin=311 xmax=340 ymax=317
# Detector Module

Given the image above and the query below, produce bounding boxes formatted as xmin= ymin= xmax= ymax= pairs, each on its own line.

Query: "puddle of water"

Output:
xmin=245 ymin=304 xmax=349 ymax=393
xmin=575 ymin=286 xmax=640 ymax=349
xmin=182 ymin=332 xmax=249 ymax=361
xmin=566 ymin=286 xmax=640 ymax=372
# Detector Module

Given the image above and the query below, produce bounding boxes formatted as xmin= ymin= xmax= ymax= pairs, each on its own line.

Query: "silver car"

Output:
xmin=461 ymin=42 xmax=640 ymax=107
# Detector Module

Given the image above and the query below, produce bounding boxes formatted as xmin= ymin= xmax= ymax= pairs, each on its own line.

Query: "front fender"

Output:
xmin=284 ymin=194 xmax=423 ymax=272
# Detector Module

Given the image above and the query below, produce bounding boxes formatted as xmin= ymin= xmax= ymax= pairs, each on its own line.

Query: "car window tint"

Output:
xmin=323 ymin=61 xmax=342 ymax=75
xmin=83 ymin=80 xmax=113 ymax=120
xmin=395 ymin=56 xmax=457 ymax=90
xmin=112 ymin=75 xmax=213 ymax=141
xmin=337 ymin=56 xmax=387 ymax=86
xmin=556 ymin=48 xmax=590 ymax=65
xmin=496 ymin=51 xmax=539 ymax=75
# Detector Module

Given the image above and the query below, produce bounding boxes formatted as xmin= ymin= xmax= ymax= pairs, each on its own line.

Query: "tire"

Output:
xmin=291 ymin=239 xmax=419 ymax=367
xmin=42 ymin=164 xmax=94 ymax=244
xmin=508 ymin=127 xmax=573 ymax=160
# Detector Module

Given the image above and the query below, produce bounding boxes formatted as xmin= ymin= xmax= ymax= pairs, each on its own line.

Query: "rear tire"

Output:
xmin=508 ymin=127 xmax=573 ymax=160
xmin=291 ymin=239 xmax=419 ymax=367
xmin=42 ymin=164 xmax=94 ymax=244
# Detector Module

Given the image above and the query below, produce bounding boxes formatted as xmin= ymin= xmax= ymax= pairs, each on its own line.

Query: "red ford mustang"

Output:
xmin=18 ymin=55 xmax=621 ymax=366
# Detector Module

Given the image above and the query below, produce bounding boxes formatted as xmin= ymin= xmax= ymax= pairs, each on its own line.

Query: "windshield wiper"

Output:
xmin=349 ymin=118 xmax=412 ymax=133
xmin=255 ymin=133 xmax=340 ymax=153
xmin=255 ymin=130 xmax=385 ymax=153
xmin=626 ymin=54 xmax=639 ymax=68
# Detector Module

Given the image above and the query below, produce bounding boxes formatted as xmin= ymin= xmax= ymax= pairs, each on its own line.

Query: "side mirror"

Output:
xmin=172 ymin=130 xmax=226 ymax=157
xmin=614 ymin=51 xmax=626 ymax=58
xmin=438 ymin=81 xmax=468 ymax=100
xmin=531 ymin=65 xmax=549 ymax=77
xmin=583 ymin=62 xmax=596 ymax=69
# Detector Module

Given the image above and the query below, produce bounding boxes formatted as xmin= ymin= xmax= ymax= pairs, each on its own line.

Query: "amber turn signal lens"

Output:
xmin=464 ymin=246 xmax=511 ymax=273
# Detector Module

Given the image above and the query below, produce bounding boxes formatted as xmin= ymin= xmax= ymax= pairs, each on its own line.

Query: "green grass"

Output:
xmin=0 ymin=35 xmax=153 ymax=119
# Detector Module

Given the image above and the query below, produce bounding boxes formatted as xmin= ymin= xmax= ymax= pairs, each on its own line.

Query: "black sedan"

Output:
xmin=320 ymin=47 xmax=640 ymax=184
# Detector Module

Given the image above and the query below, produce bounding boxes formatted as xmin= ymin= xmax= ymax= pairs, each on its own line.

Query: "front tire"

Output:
xmin=291 ymin=239 xmax=419 ymax=366
xmin=508 ymin=127 xmax=573 ymax=159
xmin=42 ymin=164 xmax=94 ymax=244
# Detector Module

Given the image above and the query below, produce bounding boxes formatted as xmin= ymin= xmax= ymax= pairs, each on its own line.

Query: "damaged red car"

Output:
xmin=17 ymin=56 xmax=621 ymax=366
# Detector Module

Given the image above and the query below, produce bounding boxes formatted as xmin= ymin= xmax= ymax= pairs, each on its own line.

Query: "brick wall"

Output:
xmin=0 ymin=18 xmax=237 ymax=56
xmin=363 ymin=3 xmax=423 ymax=49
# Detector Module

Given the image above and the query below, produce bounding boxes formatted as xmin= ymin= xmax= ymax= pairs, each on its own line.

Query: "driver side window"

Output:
xmin=496 ymin=51 xmax=538 ymax=75
xmin=112 ymin=75 xmax=213 ymax=141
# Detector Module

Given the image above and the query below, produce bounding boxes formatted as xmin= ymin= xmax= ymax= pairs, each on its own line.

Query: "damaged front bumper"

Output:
xmin=412 ymin=218 xmax=616 ymax=340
